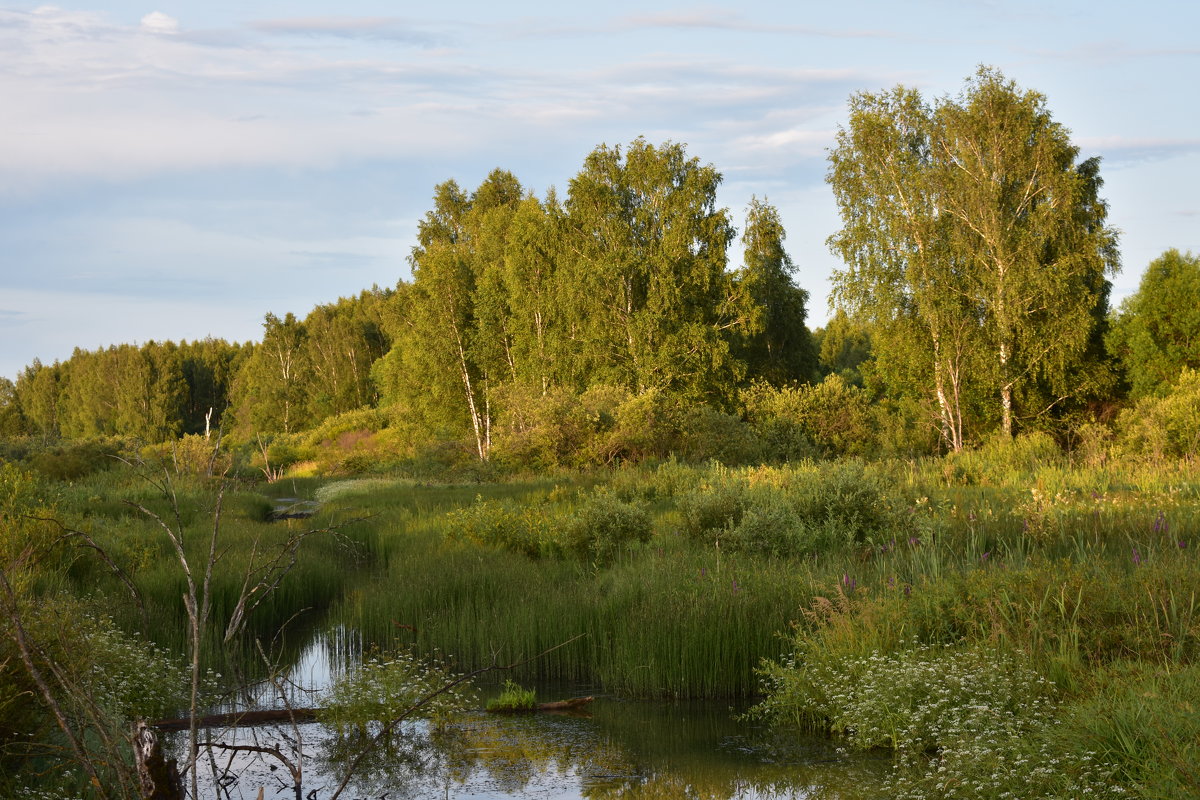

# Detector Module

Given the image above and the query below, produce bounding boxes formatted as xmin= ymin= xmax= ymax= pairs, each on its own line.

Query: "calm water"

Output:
xmin=179 ymin=631 xmax=890 ymax=800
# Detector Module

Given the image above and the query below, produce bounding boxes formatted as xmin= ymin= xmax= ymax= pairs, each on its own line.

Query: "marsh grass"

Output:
xmin=14 ymin=446 xmax=1200 ymax=796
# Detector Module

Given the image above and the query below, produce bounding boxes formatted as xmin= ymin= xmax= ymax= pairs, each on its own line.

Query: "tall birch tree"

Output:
xmin=828 ymin=68 xmax=1118 ymax=446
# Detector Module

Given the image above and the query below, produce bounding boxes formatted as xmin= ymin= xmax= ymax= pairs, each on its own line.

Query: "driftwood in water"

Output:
xmin=152 ymin=708 xmax=319 ymax=731
xmin=536 ymin=696 xmax=594 ymax=712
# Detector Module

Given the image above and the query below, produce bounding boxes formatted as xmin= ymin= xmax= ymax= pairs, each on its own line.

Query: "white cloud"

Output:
xmin=140 ymin=11 xmax=179 ymax=35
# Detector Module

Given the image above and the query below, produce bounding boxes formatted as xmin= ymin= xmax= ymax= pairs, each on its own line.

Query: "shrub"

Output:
xmin=752 ymin=642 xmax=1123 ymax=799
xmin=724 ymin=501 xmax=816 ymax=557
xmin=786 ymin=462 xmax=908 ymax=548
xmin=139 ymin=433 xmax=231 ymax=477
xmin=677 ymin=470 xmax=749 ymax=541
xmin=944 ymin=430 xmax=1065 ymax=486
xmin=442 ymin=498 xmax=552 ymax=559
xmin=675 ymin=405 xmax=762 ymax=465
xmin=27 ymin=439 xmax=126 ymax=481
xmin=1117 ymin=368 xmax=1200 ymax=460
xmin=742 ymin=376 xmax=876 ymax=460
xmin=565 ymin=492 xmax=652 ymax=563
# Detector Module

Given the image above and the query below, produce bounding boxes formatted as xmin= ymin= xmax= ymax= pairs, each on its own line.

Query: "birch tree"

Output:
xmin=828 ymin=68 xmax=1118 ymax=446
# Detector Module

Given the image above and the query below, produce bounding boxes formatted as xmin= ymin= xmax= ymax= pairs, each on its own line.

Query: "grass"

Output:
xmin=5 ymin=446 xmax=1200 ymax=797
xmin=485 ymin=679 xmax=537 ymax=712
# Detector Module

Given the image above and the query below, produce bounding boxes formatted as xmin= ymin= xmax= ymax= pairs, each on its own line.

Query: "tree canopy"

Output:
xmin=828 ymin=67 xmax=1118 ymax=449
xmin=1108 ymin=249 xmax=1200 ymax=398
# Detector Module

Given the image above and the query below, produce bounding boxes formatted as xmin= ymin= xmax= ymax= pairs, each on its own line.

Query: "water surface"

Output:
xmin=181 ymin=632 xmax=889 ymax=799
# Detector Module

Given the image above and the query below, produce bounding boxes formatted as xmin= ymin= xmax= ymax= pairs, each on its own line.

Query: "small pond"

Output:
xmin=178 ymin=632 xmax=890 ymax=799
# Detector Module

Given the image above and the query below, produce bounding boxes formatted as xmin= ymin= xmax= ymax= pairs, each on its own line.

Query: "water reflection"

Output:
xmin=182 ymin=632 xmax=888 ymax=800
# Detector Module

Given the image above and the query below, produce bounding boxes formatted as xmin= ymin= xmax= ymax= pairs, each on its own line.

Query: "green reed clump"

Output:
xmin=485 ymin=679 xmax=537 ymax=712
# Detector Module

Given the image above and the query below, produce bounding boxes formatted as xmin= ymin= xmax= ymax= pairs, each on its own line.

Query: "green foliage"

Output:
xmin=943 ymin=431 xmax=1065 ymax=485
xmin=814 ymin=309 xmax=871 ymax=386
xmin=1062 ymin=663 xmax=1200 ymax=798
xmin=674 ymin=404 xmax=762 ymax=465
xmin=1108 ymin=249 xmax=1200 ymax=398
xmin=26 ymin=438 xmax=127 ymax=481
xmin=443 ymin=496 xmax=556 ymax=559
xmin=1116 ymin=368 xmax=1200 ymax=460
xmin=678 ymin=462 xmax=916 ymax=556
xmin=742 ymin=376 xmax=876 ymax=459
xmin=753 ymin=642 xmax=1122 ymax=798
xmin=565 ymin=492 xmax=652 ymax=563
xmin=736 ymin=197 xmax=818 ymax=385
xmin=828 ymin=67 xmax=1118 ymax=447
xmin=485 ymin=679 xmax=536 ymax=712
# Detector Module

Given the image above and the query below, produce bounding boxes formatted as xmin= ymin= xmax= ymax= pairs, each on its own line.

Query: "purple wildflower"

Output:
xmin=903 ymin=584 xmax=912 ymax=597
xmin=981 ymin=551 xmax=990 ymax=562
xmin=731 ymin=579 xmax=739 ymax=595
xmin=1132 ymin=546 xmax=1142 ymax=566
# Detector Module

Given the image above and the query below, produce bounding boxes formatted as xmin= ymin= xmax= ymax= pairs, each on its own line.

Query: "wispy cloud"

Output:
xmin=523 ymin=8 xmax=895 ymax=40
xmin=0 ymin=7 xmax=879 ymax=191
xmin=1078 ymin=136 xmax=1200 ymax=167
xmin=1026 ymin=40 xmax=1200 ymax=64
xmin=249 ymin=16 xmax=450 ymax=47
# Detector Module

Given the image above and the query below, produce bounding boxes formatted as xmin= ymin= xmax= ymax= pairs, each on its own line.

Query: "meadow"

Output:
xmin=1 ymin=434 xmax=1198 ymax=797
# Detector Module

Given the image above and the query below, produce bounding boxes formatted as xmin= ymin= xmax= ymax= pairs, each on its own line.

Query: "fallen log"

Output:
xmin=536 ymin=696 xmax=594 ymax=712
xmin=487 ymin=696 xmax=594 ymax=714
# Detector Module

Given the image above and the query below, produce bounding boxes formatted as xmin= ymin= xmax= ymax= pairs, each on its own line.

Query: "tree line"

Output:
xmin=3 ymin=68 xmax=1200 ymax=461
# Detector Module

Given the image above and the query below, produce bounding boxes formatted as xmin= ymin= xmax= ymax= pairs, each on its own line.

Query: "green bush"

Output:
xmin=565 ymin=492 xmax=652 ymax=563
xmin=27 ymin=439 xmax=126 ymax=481
xmin=724 ymin=501 xmax=816 ymax=557
xmin=678 ymin=477 xmax=749 ymax=541
xmin=742 ymin=376 xmax=876 ymax=459
xmin=1117 ymin=368 xmax=1200 ymax=460
xmin=675 ymin=405 xmax=762 ymax=465
xmin=442 ymin=498 xmax=552 ymax=559
xmin=319 ymin=650 xmax=475 ymax=733
xmin=945 ymin=431 xmax=1066 ymax=486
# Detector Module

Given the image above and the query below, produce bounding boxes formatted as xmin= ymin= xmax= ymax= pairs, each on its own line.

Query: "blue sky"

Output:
xmin=2 ymin=1 xmax=1198 ymax=380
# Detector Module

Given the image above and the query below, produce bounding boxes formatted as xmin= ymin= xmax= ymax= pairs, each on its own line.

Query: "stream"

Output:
xmin=177 ymin=631 xmax=891 ymax=799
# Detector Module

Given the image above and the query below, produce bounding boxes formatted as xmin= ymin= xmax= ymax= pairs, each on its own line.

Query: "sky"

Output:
xmin=2 ymin=1 xmax=1198 ymax=381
